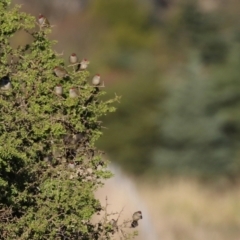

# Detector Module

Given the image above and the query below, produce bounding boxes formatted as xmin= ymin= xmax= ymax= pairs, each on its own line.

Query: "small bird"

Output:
xmin=92 ymin=74 xmax=101 ymax=86
xmin=86 ymin=168 xmax=93 ymax=175
xmin=72 ymin=133 xmax=84 ymax=145
xmin=55 ymin=85 xmax=63 ymax=95
xmin=38 ymin=14 xmax=50 ymax=28
xmin=69 ymin=87 xmax=78 ymax=98
xmin=109 ymin=219 xmax=118 ymax=233
xmin=63 ymin=134 xmax=72 ymax=145
xmin=67 ymin=161 xmax=75 ymax=169
xmin=0 ymin=75 xmax=12 ymax=90
xmin=69 ymin=53 xmax=78 ymax=64
xmin=43 ymin=154 xmax=53 ymax=165
xmin=78 ymin=58 xmax=90 ymax=71
xmin=131 ymin=211 xmax=142 ymax=228
xmin=63 ymin=133 xmax=83 ymax=146
xmin=54 ymin=66 xmax=68 ymax=78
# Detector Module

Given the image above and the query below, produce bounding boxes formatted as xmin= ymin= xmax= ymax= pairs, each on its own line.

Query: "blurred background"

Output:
xmin=12 ymin=0 xmax=240 ymax=239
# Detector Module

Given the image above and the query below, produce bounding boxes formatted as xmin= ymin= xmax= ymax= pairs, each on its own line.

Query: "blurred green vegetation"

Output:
xmin=153 ymin=53 xmax=240 ymax=179
xmin=87 ymin=0 xmax=163 ymax=173
xmin=95 ymin=0 xmax=240 ymax=179
xmin=98 ymin=74 xmax=162 ymax=174
xmin=87 ymin=0 xmax=158 ymax=71
xmin=13 ymin=0 xmax=240 ymax=179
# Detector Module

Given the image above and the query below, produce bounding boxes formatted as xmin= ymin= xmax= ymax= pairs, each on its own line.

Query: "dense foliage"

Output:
xmin=0 ymin=1 xmax=136 ymax=239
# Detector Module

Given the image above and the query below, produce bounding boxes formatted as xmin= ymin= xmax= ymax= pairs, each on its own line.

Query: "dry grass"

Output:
xmin=95 ymin=169 xmax=240 ymax=240
xmin=138 ymin=178 xmax=240 ymax=240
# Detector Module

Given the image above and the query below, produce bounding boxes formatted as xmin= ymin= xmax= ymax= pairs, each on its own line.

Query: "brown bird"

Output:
xmin=131 ymin=211 xmax=142 ymax=228
xmin=55 ymin=85 xmax=63 ymax=95
xmin=63 ymin=133 xmax=84 ymax=145
xmin=69 ymin=53 xmax=78 ymax=64
xmin=72 ymin=133 xmax=84 ymax=144
xmin=92 ymin=74 xmax=101 ymax=86
xmin=69 ymin=87 xmax=78 ymax=98
xmin=38 ymin=14 xmax=50 ymax=28
xmin=67 ymin=161 xmax=75 ymax=169
xmin=54 ymin=66 xmax=68 ymax=78
xmin=78 ymin=58 xmax=90 ymax=70
xmin=109 ymin=219 xmax=118 ymax=233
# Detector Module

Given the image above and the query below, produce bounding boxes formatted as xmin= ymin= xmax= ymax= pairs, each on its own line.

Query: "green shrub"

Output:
xmin=0 ymin=1 xmax=137 ymax=239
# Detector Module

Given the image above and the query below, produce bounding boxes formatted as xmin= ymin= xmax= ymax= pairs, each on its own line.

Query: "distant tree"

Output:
xmin=165 ymin=1 xmax=229 ymax=64
xmin=96 ymin=0 xmax=240 ymax=179
xmin=88 ymin=0 xmax=156 ymax=70
xmin=153 ymin=0 xmax=170 ymax=8
xmin=153 ymin=53 xmax=240 ymax=179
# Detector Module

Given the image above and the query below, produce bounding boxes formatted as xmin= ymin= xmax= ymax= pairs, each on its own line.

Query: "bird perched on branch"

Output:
xmin=67 ymin=161 xmax=75 ymax=170
xmin=77 ymin=58 xmax=90 ymax=71
xmin=54 ymin=66 xmax=68 ymax=78
xmin=131 ymin=211 xmax=142 ymax=228
xmin=63 ymin=133 xmax=84 ymax=146
xmin=38 ymin=14 xmax=50 ymax=28
xmin=0 ymin=74 xmax=12 ymax=90
xmin=69 ymin=87 xmax=78 ymax=98
xmin=92 ymin=74 xmax=101 ymax=86
xmin=109 ymin=219 xmax=118 ymax=233
xmin=69 ymin=53 xmax=78 ymax=64
xmin=83 ymin=74 xmax=101 ymax=107
xmin=55 ymin=85 xmax=63 ymax=95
